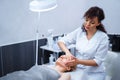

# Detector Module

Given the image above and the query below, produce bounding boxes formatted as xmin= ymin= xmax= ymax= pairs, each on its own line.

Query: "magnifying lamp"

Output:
xmin=29 ymin=0 xmax=57 ymax=66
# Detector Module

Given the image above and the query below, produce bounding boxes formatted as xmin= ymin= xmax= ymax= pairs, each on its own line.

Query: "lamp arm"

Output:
xmin=35 ymin=12 xmax=40 ymax=66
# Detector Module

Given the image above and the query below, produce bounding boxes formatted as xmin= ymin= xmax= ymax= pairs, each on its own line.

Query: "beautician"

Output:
xmin=58 ymin=6 xmax=109 ymax=80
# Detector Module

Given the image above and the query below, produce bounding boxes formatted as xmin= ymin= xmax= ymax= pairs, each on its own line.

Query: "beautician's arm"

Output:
xmin=76 ymin=58 xmax=98 ymax=66
xmin=66 ymin=58 xmax=98 ymax=67
xmin=58 ymin=41 xmax=74 ymax=58
xmin=58 ymin=41 xmax=70 ymax=55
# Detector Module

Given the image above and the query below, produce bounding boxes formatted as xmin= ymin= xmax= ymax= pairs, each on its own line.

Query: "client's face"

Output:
xmin=56 ymin=55 xmax=76 ymax=72
xmin=56 ymin=55 xmax=68 ymax=67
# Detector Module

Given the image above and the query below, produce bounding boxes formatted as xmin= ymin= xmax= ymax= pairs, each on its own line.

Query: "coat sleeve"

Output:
xmin=58 ymin=27 xmax=82 ymax=46
xmin=93 ymin=35 xmax=109 ymax=66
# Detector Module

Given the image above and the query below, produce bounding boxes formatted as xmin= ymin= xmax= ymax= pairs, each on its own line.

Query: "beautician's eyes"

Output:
xmin=85 ymin=18 xmax=96 ymax=25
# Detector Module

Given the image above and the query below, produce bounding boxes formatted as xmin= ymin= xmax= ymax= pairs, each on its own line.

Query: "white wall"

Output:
xmin=0 ymin=0 xmax=120 ymax=46
xmin=84 ymin=0 xmax=120 ymax=34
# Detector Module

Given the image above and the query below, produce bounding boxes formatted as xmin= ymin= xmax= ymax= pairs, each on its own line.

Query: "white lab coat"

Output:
xmin=59 ymin=27 xmax=109 ymax=80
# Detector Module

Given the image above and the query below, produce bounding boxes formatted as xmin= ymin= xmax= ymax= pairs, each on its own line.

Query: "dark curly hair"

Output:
xmin=82 ymin=6 xmax=107 ymax=33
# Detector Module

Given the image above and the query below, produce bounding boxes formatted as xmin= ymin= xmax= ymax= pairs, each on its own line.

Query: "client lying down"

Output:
xmin=0 ymin=55 xmax=76 ymax=80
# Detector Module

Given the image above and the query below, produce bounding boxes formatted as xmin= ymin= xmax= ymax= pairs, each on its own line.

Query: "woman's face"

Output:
xmin=56 ymin=55 xmax=76 ymax=72
xmin=83 ymin=17 xmax=100 ymax=31
xmin=56 ymin=55 xmax=68 ymax=68
xmin=56 ymin=55 xmax=74 ymax=71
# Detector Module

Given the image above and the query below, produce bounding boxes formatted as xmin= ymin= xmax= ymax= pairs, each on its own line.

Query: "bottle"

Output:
xmin=47 ymin=29 xmax=54 ymax=48
xmin=49 ymin=54 xmax=54 ymax=65
xmin=109 ymin=43 xmax=112 ymax=51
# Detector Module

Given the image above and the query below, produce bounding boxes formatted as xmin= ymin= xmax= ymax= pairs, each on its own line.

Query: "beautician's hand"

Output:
xmin=65 ymin=58 xmax=76 ymax=67
xmin=65 ymin=52 xmax=75 ymax=60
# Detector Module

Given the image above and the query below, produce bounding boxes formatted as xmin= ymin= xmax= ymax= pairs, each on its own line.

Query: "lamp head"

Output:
xmin=29 ymin=0 xmax=57 ymax=12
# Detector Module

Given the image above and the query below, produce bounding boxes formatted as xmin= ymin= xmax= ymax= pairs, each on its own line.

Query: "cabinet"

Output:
xmin=0 ymin=41 xmax=36 ymax=77
xmin=0 ymin=47 xmax=3 ymax=77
